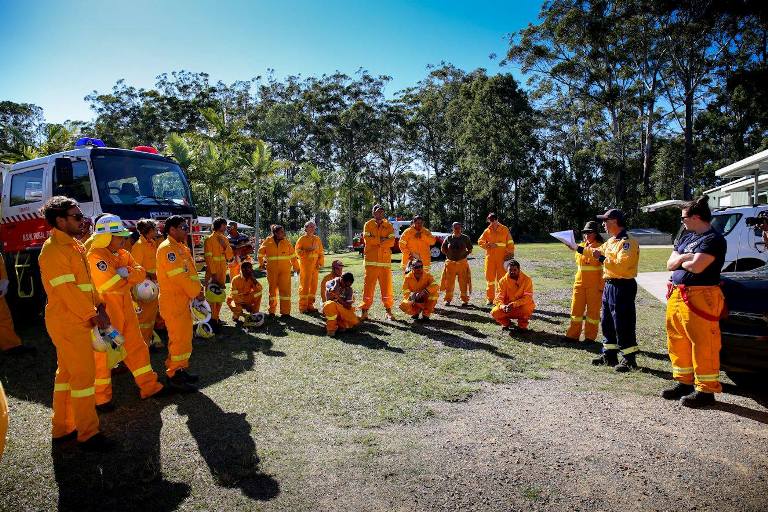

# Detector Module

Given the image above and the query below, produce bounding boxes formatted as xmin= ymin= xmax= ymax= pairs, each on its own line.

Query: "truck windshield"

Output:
xmin=91 ymin=153 xmax=192 ymax=207
xmin=711 ymin=213 xmax=742 ymax=236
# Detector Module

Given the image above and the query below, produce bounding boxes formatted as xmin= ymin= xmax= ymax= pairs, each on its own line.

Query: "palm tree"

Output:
xmin=239 ymin=139 xmax=289 ymax=247
xmin=290 ymin=163 xmax=337 ymax=246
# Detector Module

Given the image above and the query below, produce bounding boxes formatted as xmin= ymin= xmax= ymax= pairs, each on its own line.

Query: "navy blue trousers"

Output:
xmin=600 ymin=279 xmax=639 ymax=355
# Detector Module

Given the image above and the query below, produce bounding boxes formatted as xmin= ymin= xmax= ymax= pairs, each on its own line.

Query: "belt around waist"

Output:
xmin=605 ymin=278 xmax=635 ymax=284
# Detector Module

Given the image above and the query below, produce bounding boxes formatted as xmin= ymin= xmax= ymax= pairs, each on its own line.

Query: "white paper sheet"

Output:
xmin=549 ymin=230 xmax=576 ymax=248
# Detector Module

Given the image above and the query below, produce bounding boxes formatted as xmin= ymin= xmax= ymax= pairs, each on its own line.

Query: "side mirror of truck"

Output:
xmin=54 ymin=158 xmax=74 ymax=186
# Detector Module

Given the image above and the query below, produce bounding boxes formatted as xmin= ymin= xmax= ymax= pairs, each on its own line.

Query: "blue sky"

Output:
xmin=0 ymin=0 xmax=542 ymax=123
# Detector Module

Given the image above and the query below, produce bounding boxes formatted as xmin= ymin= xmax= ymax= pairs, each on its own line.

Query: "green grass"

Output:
xmin=0 ymin=243 xmax=675 ymax=510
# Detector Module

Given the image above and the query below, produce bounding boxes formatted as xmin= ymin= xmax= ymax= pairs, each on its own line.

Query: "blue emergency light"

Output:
xmin=74 ymin=137 xmax=106 ymax=148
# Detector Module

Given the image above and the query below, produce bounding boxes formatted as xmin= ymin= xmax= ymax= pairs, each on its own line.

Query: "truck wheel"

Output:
xmin=725 ymin=370 xmax=767 ymax=391
xmin=430 ymin=245 xmax=443 ymax=260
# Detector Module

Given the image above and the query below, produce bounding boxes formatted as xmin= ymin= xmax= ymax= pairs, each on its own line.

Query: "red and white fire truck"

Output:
xmin=0 ymin=138 xmax=199 ymax=316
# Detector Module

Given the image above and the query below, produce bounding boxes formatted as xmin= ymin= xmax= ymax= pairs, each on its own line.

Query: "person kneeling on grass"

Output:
xmin=226 ymin=261 xmax=263 ymax=323
xmin=323 ymin=272 xmax=360 ymax=337
xmin=491 ymin=259 xmax=535 ymax=332
xmin=399 ymin=260 xmax=439 ymax=322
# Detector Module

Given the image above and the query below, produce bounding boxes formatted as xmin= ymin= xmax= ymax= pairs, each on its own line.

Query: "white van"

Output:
xmin=707 ymin=205 xmax=767 ymax=271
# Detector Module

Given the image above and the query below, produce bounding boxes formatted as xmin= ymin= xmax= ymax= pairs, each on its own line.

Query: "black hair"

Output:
xmin=213 ymin=217 xmax=227 ymax=230
xmin=42 ymin=196 xmax=79 ymax=228
xmin=506 ymin=259 xmax=520 ymax=269
xmin=136 ymin=218 xmax=157 ymax=236
xmin=412 ymin=215 xmax=423 ymax=223
xmin=271 ymin=224 xmax=284 ymax=236
xmin=342 ymin=272 xmax=354 ymax=284
xmin=163 ymin=215 xmax=186 ymax=235
xmin=487 ymin=213 xmax=497 ymax=222
xmin=682 ymin=195 xmax=712 ymax=222
xmin=240 ymin=261 xmax=253 ymax=272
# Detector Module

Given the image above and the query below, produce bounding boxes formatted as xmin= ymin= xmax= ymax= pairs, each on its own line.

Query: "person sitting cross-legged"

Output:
xmin=322 ymin=272 xmax=360 ymax=337
xmin=490 ymin=259 xmax=535 ymax=331
xmin=399 ymin=260 xmax=439 ymax=322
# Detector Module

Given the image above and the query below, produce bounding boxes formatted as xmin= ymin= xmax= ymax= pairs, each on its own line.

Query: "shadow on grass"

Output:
xmin=386 ymin=319 xmax=514 ymax=360
xmin=510 ymin=330 xmax=602 ymax=355
xmin=710 ymin=401 xmax=768 ymax=424
xmin=433 ymin=306 xmax=496 ymax=325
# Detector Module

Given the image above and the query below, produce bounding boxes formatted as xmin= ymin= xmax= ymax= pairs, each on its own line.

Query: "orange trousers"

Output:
xmin=160 ymin=295 xmax=193 ymax=377
xmin=137 ymin=297 xmax=159 ymax=344
xmin=227 ymin=298 xmax=261 ymax=320
xmin=440 ymin=259 xmax=471 ymax=303
xmin=399 ymin=298 xmax=437 ymax=318
xmin=666 ymin=286 xmax=723 ymax=393
xmin=565 ymin=284 xmax=603 ymax=341
xmin=267 ymin=269 xmax=292 ymax=315
xmin=47 ymin=318 xmax=99 ymax=442
xmin=491 ymin=303 xmax=535 ymax=329
xmin=322 ymin=301 xmax=360 ymax=333
xmin=0 ymin=297 xmax=21 ymax=351
xmin=361 ymin=265 xmax=394 ymax=311
xmin=484 ymin=253 xmax=506 ymax=302
xmin=209 ymin=267 xmax=227 ymax=321
xmin=298 ymin=262 xmax=319 ymax=311
xmin=0 ymin=382 xmax=7 ymax=460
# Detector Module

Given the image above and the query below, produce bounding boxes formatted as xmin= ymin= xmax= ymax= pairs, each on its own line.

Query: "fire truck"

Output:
xmin=0 ymin=138 xmax=200 ymax=317
xmin=351 ymin=217 xmax=450 ymax=260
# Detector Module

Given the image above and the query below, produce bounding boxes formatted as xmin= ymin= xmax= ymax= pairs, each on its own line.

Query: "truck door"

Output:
xmin=2 ymin=166 xmax=48 ymax=253
xmin=52 ymin=159 xmax=95 ymax=218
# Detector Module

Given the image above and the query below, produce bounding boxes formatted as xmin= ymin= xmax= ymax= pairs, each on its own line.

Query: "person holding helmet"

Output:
xmin=204 ymin=217 xmax=233 ymax=331
xmin=0 ymin=253 xmax=35 ymax=356
xmin=39 ymin=196 xmax=114 ymax=451
xmin=322 ymin=272 xmax=359 ymax=336
xmin=131 ymin=219 xmax=163 ymax=347
xmin=157 ymin=215 xmax=203 ymax=392
xmin=478 ymin=213 xmax=515 ymax=306
xmin=491 ymin=259 xmax=535 ymax=331
xmin=360 ymin=204 xmax=396 ymax=320
xmin=662 ymin=196 xmax=727 ymax=407
xmin=295 ymin=221 xmax=325 ymax=313
xmin=258 ymin=224 xmax=299 ymax=317
xmin=440 ymin=221 xmax=473 ymax=307
xmin=320 ymin=260 xmax=345 ymax=302
xmin=399 ymin=260 xmax=439 ymax=322
xmin=86 ymin=214 xmax=165 ymax=410
xmin=563 ymin=221 xmax=604 ymax=343
xmin=588 ymin=209 xmax=641 ymax=372
xmin=399 ymin=215 xmax=436 ymax=273
xmin=226 ymin=261 xmax=263 ymax=322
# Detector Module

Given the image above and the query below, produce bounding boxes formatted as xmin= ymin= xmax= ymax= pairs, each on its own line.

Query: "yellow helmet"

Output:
xmin=243 ymin=312 xmax=266 ymax=327
xmin=205 ymin=282 xmax=226 ymax=303
xmin=195 ymin=322 xmax=215 ymax=339
xmin=190 ymin=298 xmax=212 ymax=324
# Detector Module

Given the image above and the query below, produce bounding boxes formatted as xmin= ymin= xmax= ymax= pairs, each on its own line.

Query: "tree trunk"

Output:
xmin=642 ymin=75 xmax=658 ymax=198
xmin=254 ymin=183 xmax=262 ymax=252
xmin=683 ymin=78 xmax=694 ymax=201
xmin=346 ymin=187 xmax=354 ymax=246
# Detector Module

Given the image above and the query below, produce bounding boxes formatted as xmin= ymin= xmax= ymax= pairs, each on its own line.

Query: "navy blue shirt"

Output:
xmin=671 ymin=228 xmax=726 ymax=286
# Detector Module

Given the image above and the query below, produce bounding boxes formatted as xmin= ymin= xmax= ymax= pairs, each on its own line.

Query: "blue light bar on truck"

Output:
xmin=74 ymin=137 xmax=106 ymax=147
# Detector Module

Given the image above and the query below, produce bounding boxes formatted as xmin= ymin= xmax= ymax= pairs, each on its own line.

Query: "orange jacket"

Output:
xmin=363 ymin=218 xmax=396 ymax=265
xmin=131 ymin=235 xmax=159 ymax=276
xmin=599 ymin=232 xmax=640 ymax=279
xmin=88 ymin=247 xmax=146 ymax=298
xmin=156 ymin=237 xmax=201 ymax=302
xmin=478 ymin=223 xmax=515 ymax=256
xmin=39 ymin=229 xmax=100 ymax=325
xmin=402 ymin=272 xmax=439 ymax=301
xmin=399 ymin=227 xmax=436 ymax=269
xmin=494 ymin=272 xmax=534 ymax=308
xmin=204 ymin=231 xmax=233 ymax=281
xmin=573 ymin=240 xmax=604 ymax=287
xmin=295 ymin=234 xmax=325 ymax=268
xmin=228 ymin=274 xmax=262 ymax=306
xmin=257 ymin=236 xmax=299 ymax=273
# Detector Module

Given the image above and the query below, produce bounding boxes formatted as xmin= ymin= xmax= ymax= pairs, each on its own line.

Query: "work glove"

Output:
xmin=116 ymin=267 xmax=130 ymax=278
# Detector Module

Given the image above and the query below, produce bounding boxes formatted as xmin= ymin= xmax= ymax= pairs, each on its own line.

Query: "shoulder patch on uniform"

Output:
xmin=623 ymin=242 xmax=631 ymax=250
xmin=96 ymin=260 xmax=108 ymax=272
xmin=167 ymin=252 xmax=177 ymax=262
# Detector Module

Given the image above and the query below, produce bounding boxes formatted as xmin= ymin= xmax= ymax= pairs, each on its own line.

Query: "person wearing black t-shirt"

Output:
xmin=663 ymin=196 xmax=727 ymax=408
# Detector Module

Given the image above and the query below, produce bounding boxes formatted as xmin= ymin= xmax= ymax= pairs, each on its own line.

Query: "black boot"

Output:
xmin=614 ymin=355 xmax=638 ymax=373
xmin=592 ymin=352 xmax=618 ymax=367
xmin=175 ymin=369 xmax=199 ymax=384
xmin=661 ymin=383 xmax=694 ymax=400
xmin=680 ymin=390 xmax=715 ymax=408
xmin=166 ymin=372 xmax=197 ymax=393
xmin=95 ymin=401 xmax=116 ymax=413
xmin=78 ymin=433 xmax=117 ymax=453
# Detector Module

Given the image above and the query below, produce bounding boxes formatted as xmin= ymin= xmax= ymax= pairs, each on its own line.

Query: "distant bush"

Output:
xmin=328 ymin=233 xmax=347 ymax=253
xmin=285 ymin=230 xmax=302 ymax=246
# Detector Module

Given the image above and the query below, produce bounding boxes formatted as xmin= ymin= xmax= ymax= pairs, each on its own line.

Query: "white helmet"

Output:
xmin=244 ymin=312 xmax=265 ymax=328
xmin=91 ymin=328 xmax=109 ymax=352
xmin=133 ymin=279 xmax=159 ymax=302
xmin=205 ymin=282 xmax=226 ymax=304
xmin=190 ymin=298 xmax=212 ymax=325
xmin=196 ymin=322 xmax=215 ymax=339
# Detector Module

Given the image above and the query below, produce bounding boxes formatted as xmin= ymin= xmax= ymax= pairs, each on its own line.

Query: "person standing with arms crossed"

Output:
xmin=588 ymin=209 xmax=640 ymax=372
xmin=478 ymin=213 xmax=515 ymax=306
xmin=359 ymin=205 xmax=396 ymax=320
xmin=295 ymin=221 xmax=325 ymax=313
xmin=440 ymin=221 xmax=473 ymax=307
xmin=399 ymin=215 xmax=436 ymax=272
xmin=662 ymin=196 xmax=727 ymax=407
xmin=39 ymin=196 xmax=114 ymax=451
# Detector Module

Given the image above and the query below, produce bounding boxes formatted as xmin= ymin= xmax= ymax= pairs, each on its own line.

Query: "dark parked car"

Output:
xmin=720 ymin=265 xmax=768 ymax=388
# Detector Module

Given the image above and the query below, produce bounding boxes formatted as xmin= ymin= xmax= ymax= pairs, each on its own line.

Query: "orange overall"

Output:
xmin=88 ymin=247 xmax=163 ymax=404
xmin=565 ymin=241 xmax=604 ymax=341
xmin=157 ymin=237 xmax=201 ymax=377
xmin=258 ymin=236 xmax=299 ymax=315
xmin=204 ymin=231 xmax=233 ymax=321
xmin=399 ymin=272 xmax=440 ymax=318
xmin=360 ymin=218 xmax=396 ymax=311
xmin=491 ymin=272 xmax=535 ymax=329
xmin=295 ymin=233 xmax=325 ymax=312
xmin=226 ymin=274 xmax=263 ymax=320
xmin=399 ymin=227 xmax=436 ymax=272
xmin=39 ymin=229 xmax=101 ymax=442
xmin=130 ymin=235 xmax=161 ymax=343
xmin=478 ymin=223 xmax=515 ymax=302
xmin=0 ymin=257 xmax=21 ymax=351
